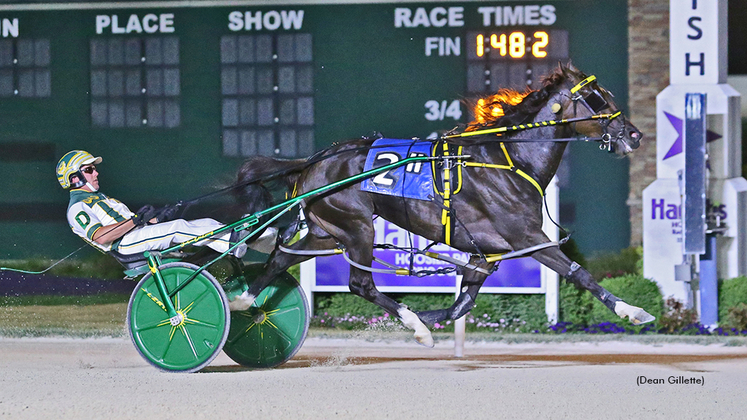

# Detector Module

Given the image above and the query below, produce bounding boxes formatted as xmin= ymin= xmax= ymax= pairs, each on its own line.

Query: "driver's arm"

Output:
xmin=91 ymin=219 xmax=136 ymax=245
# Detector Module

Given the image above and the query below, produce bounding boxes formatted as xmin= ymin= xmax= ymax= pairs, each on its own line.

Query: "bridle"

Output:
xmin=443 ymin=74 xmax=627 ymax=152
xmin=568 ymin=75 xmax=625 ymax=152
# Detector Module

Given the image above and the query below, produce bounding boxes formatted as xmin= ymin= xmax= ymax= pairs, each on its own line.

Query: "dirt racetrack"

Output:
xmin=1 ymin=336 xmax=747 ymax=419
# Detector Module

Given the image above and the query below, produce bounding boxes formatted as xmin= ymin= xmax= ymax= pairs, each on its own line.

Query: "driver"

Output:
xmin=56 ymin=150 xmax=275 ymax=259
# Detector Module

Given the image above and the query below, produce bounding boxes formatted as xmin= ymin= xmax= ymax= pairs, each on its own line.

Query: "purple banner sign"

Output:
xmin=315 ymin=218 xmax=541 ymax=289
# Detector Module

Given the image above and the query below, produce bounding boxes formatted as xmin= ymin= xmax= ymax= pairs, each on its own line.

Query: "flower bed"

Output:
xmin=311 ymin=312 xmax=747 ymax=337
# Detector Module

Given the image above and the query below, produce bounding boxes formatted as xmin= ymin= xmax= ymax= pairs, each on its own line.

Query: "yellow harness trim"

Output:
xmin=430 ymin=142 xmax=464 ymax=246
xmin=428 ymin=141 xmax=543 ymax=247
xmin=570 ymin=75 xmax=596 ymax=94
xmin=442 ymin=112 xmax=620 ymax=140
xmin=462 ymin=142 xmax=545 ymax=197
xmin=442 ymin=142 xmax=452 ymax=244
xmin=514 ymin=169 xmax=544 ymax=196
xmin=500 ymin=142 xmax=513 ymax=167
xmin=485 ymin=254 xmax=505 ymax=263
xmin=461 ymin=143 xmax=543 ymax=260
xmin=291 ymin=181 xmax=299 ymax=199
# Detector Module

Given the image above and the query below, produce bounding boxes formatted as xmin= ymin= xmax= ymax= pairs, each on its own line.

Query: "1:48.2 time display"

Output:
xmin=474 ymin=31 xmax=550 ymax=59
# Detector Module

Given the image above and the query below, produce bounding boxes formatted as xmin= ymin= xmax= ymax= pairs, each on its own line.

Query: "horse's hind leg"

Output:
xmin=418 ymin=256 xmax=494 ymax=325
xmin=228 ymin=232 xmax=337 ymax=311
xmin=531 ymin=246 xmax=655 ymax=325
xmin=344 ymin=237 xmax=435 ymax=347
xmin=308 ymin=209 xmax=434 ymax=347
xmin=341 ymin=222 xmax=434 ymax=347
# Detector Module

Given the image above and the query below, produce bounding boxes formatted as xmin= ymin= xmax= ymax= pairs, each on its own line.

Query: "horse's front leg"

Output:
xmin=531 ymin=246 xmax=655 ymax=325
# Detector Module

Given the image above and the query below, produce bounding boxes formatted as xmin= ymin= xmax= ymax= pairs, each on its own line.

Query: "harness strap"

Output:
xmin=570 ymin=75 xmax=596 ymax=94
xmin=429 ymin=193 xmax=488 ymax=262
xmin=424 ymin=251 xmax=492 ymax=275
xmin=442 ymin=112 xmax=621 ymax=140
xmin=278 ymin=244 xmax=342 ymax=256
xmin=431 ymin=141 xmax=464 ymax=246
xmin=441 ymin=141 xmax=452 ymax=244
xmin=277 ymin=241 xmax=554 ymax=276
xmin=342 ymin=250 xmax=410 ymax=275
xmin=484 ymin=241 xmax=559 ymax=263
xmin=514 ymin=169 xmax=545 ymax=196
xmin=279 ymin=243 xmax=473 ymax=277
xmin=462 ymin=142 xmax=545 ymax=197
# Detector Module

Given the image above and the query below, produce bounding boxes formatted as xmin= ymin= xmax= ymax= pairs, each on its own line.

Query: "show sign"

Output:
xmin=643 ymin=0 xmax=747 ymax=307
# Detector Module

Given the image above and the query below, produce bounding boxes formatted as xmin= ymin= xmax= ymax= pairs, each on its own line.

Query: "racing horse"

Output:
xmin=231 ymin=62 xmax=652 ymax=347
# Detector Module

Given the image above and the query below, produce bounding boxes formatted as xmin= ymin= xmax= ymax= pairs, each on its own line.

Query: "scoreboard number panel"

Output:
xmin=0 ymin=1 xmax=624 ymax=159
xmin=220 ymin=32 xmax=315 ymax=158
xmin=466 ymin=29 xmax=569 ymax=94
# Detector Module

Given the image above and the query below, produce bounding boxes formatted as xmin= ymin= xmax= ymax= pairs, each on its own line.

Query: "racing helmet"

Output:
xmin=56 ymin=150 xmax=102 ymax=189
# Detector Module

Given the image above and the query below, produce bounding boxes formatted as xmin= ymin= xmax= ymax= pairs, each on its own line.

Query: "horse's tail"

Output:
xmin=233 ymin=156 xmax=307 ymax=216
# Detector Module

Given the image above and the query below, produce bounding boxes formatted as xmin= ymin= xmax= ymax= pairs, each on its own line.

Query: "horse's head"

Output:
xmin=557 ymin=63 xmax=642 ymax=155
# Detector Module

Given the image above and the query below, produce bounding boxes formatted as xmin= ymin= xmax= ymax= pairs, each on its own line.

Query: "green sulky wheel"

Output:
xmin=222 ymin=264 xmax=309 ymax=369
xmin=127 ymin=262 xmax=230 ymax=373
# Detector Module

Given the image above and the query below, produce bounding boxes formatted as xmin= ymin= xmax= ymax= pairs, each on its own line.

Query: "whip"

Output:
xmin=0 ymin=245 xmax=86 ymax=275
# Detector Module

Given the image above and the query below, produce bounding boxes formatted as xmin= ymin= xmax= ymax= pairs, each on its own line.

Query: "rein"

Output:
xmin=441 ymin=111 xmax=621 ymax=141
xmin=176 ymin=75 xmax=623 ymax=227
xmin=442 ymin=74 xmax=625 ymax=152
xmin=174 ymin=139 xmax=437 ymax=212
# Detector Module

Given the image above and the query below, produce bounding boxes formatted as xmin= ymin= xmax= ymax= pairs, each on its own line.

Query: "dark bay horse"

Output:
xmin=231 ymin=63 xmax=652 ymax=346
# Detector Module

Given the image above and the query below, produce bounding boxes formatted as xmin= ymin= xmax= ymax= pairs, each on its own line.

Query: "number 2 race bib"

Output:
xmin=360 ymin=138 xmax=434 ymax=201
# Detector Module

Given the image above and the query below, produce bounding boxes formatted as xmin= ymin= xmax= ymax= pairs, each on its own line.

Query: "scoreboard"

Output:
xmin=0 ymin=1 xmax=631 ymax=258
xmin=466 ymin=28 xmax=568 ymax=92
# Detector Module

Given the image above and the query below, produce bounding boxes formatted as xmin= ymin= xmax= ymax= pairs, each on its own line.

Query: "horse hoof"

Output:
xmin=399 ymin=307 xmax=435 ymax=348
xmin=630 ymin=309 xmax=656 ymax=325
xmin=227 ymin=291 xmax=256 ymax=312
xmin=614 ymin=301 xmax=656 ymax=325
xmin=414 ymin=331 xmax=435 ymax=348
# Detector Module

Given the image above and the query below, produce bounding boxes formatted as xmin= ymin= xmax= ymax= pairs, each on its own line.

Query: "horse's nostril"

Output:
xmin=630 ymin=131 xmax=640 ymax=139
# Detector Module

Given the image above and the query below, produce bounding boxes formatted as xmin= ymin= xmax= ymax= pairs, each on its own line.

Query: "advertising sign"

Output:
xmin=315 ymin=218 xmax=542 ymax=292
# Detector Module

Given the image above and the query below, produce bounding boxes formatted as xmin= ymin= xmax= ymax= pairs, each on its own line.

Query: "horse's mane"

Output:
xmin=466 ymin=64 xmax=569 ymax=131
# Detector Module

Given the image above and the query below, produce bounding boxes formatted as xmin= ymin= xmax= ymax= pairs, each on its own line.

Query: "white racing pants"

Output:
xmin=116 ymin=218 xmax=233 ymax=256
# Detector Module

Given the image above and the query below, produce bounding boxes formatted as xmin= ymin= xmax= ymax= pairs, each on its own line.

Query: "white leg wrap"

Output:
xmin=227 ymin=291 xmax=256 ymax=312
xmin=614 ymin=301 xmax=656 ymax=325
xmin=398 ymin=307 xmax=434 ymax=348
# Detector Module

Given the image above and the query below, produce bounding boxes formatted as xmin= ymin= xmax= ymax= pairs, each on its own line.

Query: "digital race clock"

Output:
xmin=467 ymin=29 xmax=569 ymax=93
